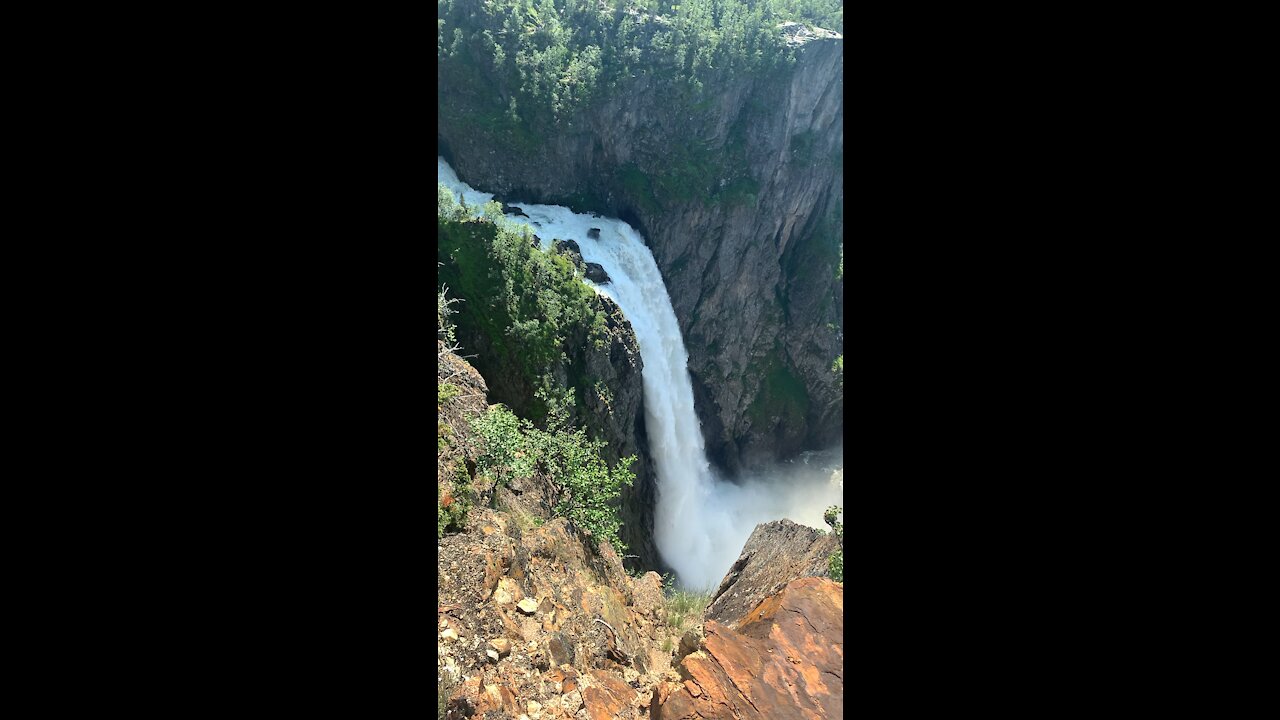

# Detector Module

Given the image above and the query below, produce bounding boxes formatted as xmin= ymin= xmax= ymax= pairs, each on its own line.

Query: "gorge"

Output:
xmin=438 ymin=11 xmax=843 ymax=474
xmin=439 ymin=159 xmax=841 ymax=591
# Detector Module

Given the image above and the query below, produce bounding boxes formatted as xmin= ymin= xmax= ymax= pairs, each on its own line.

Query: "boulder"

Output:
xmin=704 ymin=518 xmax=839 ymax=628
xmin=553 ymin=239 xmax=584 ymax=269
xmin=587 ymin=227 xmax=601 ymax=239
xmin=502 ymin=203 xmax=529 ymax=217
xmin=582 ymin=669 xmax=637 ymax=720
xmin=654 ymin=577 xmax=843 ymax=720
xmin=585 ymin=263 xmax=611 ymax=284
xmin=547 ymin=632 xmax=575 ymax=667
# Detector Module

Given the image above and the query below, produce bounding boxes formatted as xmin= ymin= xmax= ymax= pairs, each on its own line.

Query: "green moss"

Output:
xmin=747 ymin=350 xmax=811 ymax=427
xmin=438 ymin=382 xmax=460 ymax=404
xmin=790 ymin=130 xmax=818 ymax=165
xmin=620 ymin=163 xmax=660 ymax=215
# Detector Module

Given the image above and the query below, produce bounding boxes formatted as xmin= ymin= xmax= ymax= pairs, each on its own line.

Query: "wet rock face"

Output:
xmin=704 ymin=519 xmax=839 ymax=628
xmin=654 ymin=577 xmax=844 ymax=720
xmin=553 ymin=239 xmax=584 ymax=270
xmin=440 ymin=37 xmax=844 ymax=471
xmin=584 ymin=262 xmax=611 ymax=284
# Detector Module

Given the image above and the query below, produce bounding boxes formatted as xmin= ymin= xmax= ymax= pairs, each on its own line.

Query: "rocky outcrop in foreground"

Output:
xmin=654 ymin=577 xmax=843 ymax=720
xmin=705 ymin=519 xmax=839 ymax=627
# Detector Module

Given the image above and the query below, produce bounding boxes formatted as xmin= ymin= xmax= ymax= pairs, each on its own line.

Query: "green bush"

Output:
xmin=438 ymin=466 xmax=474 ymax=539
xmin=470 ymin=402 xmax=635 ymax=552
xmin=438 ymin=382 xmax=460 ymax=405
xmin=438 ymin=182 xmax=609 ymax=423
xmin=470 ymin=405 xmax=537 ymax=488
xmin=824 ymin=504 xmax=843 ymax=582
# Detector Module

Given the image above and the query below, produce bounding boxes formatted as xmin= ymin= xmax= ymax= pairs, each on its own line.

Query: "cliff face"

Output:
xmin=439 ymin=222 xmax=661 ymax=571
xmin=577 ymin=296 xmax=662 ymax=574
xmin=440 ymin=37 xmax=844 ymax=472
xmin=440 ymin=358 xmax=844 ymax=719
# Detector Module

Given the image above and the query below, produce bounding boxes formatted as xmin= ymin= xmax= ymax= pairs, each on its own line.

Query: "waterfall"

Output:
xmin=438 ymin=158 xmax=842 ymax=591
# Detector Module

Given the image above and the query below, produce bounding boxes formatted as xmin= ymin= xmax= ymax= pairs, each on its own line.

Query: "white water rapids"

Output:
xmin=439 ymin=158 xmax=842 ymax=591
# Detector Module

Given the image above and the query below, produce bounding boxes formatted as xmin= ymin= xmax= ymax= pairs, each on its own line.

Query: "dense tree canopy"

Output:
xmin=439 ymin=0 xmax=842 ymax=124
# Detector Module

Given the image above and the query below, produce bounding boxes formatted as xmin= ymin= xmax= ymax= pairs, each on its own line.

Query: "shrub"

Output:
xmin=470 ymin=405 xmax=536 ymax=489
xmin=824 ymin=505 xmax=843 ymax=582
xmin=470 ymin=402 xmax=635 ymax=552
xmin=438 ymin=382 xmax=460 ymax=405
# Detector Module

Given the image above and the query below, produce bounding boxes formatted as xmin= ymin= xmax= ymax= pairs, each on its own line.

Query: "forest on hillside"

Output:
xmin=439 ymin=0 xmax=843 ymax=125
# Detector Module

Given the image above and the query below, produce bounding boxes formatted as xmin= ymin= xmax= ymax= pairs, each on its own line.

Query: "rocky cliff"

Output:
xmin=654 ymin=577 xmax=843 ymax=720
xmin=439 ymin=343 xmax=844 ymax=719
xmin=704 ymin=519 xmax=839 ymax=627
xmin=439 ymin=223 xmax=662 ymax=571
xmin=439 ymin=35 xmax=844 ymax=473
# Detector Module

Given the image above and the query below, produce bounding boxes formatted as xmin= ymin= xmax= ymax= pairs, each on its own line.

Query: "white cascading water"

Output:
xmin=439 ymin=158 xmax=842 ymax=590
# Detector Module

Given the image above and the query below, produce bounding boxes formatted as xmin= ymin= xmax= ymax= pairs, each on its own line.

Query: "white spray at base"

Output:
xmin=439 ymin=158 xmax=842 ymax=591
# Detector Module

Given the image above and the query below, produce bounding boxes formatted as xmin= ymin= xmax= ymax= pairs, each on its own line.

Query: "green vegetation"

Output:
xmin=824 ymin=505 xmax=843 ymax=582
xmin=438 ymin=465 xmax=474 ymax=538
xmin=438 ymin=382 xmax=460 ymax=405
xmin=438 ymin=182 xmax=609 ymax=422
xmin=831 ymin=355 xmax=842 ymax=388
xmin=470 ymin=399 xmax=635 ymax=552
xmin=665 ymin=587 xmax=711 ymax=631
xmin=748 ymin=349 xmax=811 ymax=427
xmin=438 ymin=278 xmax=461 ymax=347
xmin=661 ymin=572 xmax=711 ymax=640
xmin=438 ymin=1 xmax=842 ymax=210
xmin=437 ymin=0 xmax=826 ymax=124
xmin=790 ymin=129 xmax=818 ymax=165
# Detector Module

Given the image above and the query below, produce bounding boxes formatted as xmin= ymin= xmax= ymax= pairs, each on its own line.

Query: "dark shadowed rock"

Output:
xmin=501 ymin=203 xmax=528 ymax=217
xmin=704 ymin=519 xmax=839 ymax=628
xmin=554 ymin=239 xmax=585 ymax=270
xmin=587 ymin=227 xmax=602 ymax=239
xmin=654 ymin=577 xmax=843 ymax=720
xmin=585 ymin=263 xmax=611 ymax=284
xmin=547 ymin=632 xmax=575 ymax=667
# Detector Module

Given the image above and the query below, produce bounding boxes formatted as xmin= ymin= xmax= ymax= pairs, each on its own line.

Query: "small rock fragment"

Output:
xmin=486 ymin=648 xmax=500 ymax=663
xmin=489 ymin=638 xmax=512 ymax=658
xmin=517 ymin=597 xmax=540 ymax=615
xmin=441 ymin=628 xmax=459 ymax=641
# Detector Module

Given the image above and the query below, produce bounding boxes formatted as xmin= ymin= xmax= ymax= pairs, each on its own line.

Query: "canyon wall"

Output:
xmin=440 ymin=35 xmax=844 ymax=473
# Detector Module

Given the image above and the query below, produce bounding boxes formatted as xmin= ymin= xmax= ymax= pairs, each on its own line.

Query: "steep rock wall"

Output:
xmin=439 ymin=37 xmax=844 ymax=473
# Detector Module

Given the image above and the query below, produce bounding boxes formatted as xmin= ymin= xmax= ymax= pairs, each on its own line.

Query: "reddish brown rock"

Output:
xmin=582 ymin=669 xmax=638 ymax=720
xmin=705 ymin=519 xmax=839 ymax=628
xmin=478 ymin=683 xmax=521 ymax=716
xmin=653 ymin=577 xmax=842 ymax=720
